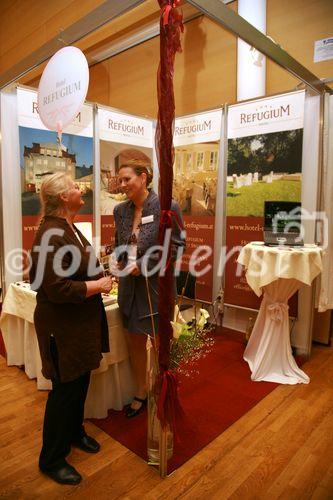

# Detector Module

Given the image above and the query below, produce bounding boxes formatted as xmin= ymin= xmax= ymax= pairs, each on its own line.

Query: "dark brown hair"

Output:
xmin=119 ymin=159 xmax=153 ymax=186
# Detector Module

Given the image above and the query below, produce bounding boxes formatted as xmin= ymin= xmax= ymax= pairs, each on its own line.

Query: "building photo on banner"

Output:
xmin=17 ymin=87 xmax=94 ymax=262
xmin=224 ymin=90 xmax=305 ymax=312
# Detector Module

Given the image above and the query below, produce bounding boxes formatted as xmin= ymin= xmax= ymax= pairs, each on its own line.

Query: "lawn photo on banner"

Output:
xmin=227 ymin=129 xmax=303 ymax=217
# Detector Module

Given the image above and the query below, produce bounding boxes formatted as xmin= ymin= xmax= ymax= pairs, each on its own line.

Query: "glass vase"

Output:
xmin=147 ymin=364 xmax=173 ymax=465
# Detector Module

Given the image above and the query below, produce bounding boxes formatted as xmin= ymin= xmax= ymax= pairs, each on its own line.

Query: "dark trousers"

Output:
xmin=39 ymin=337 xmax=91 ymax=471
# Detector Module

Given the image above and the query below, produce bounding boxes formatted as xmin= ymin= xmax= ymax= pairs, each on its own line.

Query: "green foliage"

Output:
xmin=228 ymin=129 xmax=303 ymax=176
xmin=226 ymin=180 xmax=301 ymax=216
xmin=169 ymin=322 xmax=214 ymax=376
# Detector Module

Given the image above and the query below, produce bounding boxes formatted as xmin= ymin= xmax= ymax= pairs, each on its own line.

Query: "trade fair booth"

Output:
xmin=1 ymin=0 xmax=333 ymax=478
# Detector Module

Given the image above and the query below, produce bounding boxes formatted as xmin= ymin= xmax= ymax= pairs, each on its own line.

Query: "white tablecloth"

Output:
xmin=0 ymin=283 xmax=135 ymax=418
xmin=238 ymin=243 xmax=323 ymax=385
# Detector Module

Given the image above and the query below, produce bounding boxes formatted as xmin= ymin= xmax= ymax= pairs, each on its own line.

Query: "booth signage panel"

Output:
xmin=17 ymin=87 xmax=93 ymax=262
xmin=172 ymin=109 xmax=223 ymax=303
xmin=225 ymin=91 xmax=305 ymax=311
xmin=17 ymin=88 xmax=93 ymax=137
xmin=228 ymin=91 xmax=305 ymax=139
xmin=99 ymin=108 xmax=153 ymax=148
xmin=174 ymin=110 xmax=222 ymax=146
xmin=98 ymin=107 xmax=154 ymax=251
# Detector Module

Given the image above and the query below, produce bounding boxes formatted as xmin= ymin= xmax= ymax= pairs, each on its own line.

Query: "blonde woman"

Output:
xmin=113 ymin=162 xmax=185 ymax=417
xmin=30 ymin=172 xmax=112 ymax=485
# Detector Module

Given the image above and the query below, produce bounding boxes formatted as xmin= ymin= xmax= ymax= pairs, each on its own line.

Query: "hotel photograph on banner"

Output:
xmin=17 ymin=87 xmax=94 ymax=260
xmin=173 ymin=110 xmax=222 ymax=302
xmin=225 ymin=90 xmax=305 ymax=310
xmin=98 ymin=107 xmax=153 ymax=249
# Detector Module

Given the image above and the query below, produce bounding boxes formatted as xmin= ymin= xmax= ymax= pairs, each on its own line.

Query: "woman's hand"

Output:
xmin=109 ymin=258 xmax=121 ymax=277
xmin=85 ymin=276 xmax=113 ymax=297
xmin=98 ymin=276 xmax=113 ymax=294
xmin=109 ymin=258 xmax=140 ymax=277
xmin=127 ymin=262 xmax=141 ymax=276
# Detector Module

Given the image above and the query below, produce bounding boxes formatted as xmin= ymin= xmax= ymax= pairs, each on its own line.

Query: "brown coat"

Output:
xmin=29 ymin=216 xmax=109 ymax=382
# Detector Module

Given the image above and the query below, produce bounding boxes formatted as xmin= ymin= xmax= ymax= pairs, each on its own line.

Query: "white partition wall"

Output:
xmin=0 ymin=88 xmax=22 ymax=293
xmin=292 ymin=92 xmax=321 ymax=354
xmin=318 ymin=94 xmax=333 ymax=313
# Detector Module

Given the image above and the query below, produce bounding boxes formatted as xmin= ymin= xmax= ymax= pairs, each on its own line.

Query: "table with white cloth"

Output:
xmin=0 ymin=282 xmax=135 ymax=418
xmin=237 ymin=243 xmax=323 ymax=385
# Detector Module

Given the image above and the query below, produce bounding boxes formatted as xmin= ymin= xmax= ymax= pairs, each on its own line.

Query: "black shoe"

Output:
xmin=72 ymin=435 xmax=100 ymax=453
xmin=126 ymin=396 xmax=147 ymax=418
xmin=41 ymin=463 xmax=82 ymax=485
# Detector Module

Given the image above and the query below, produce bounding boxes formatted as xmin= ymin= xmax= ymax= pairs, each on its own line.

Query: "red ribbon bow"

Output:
xmin=160 ymin=209 xmax=184 ymax=230
xmin=159 ymin=209 xmax=184 ymax=274
xmin=162 ymin=0 xmax=181 ymax=26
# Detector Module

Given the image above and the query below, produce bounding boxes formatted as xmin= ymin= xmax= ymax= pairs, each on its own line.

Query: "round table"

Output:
xmin=237 ymin=242 xmax=323 ymax=384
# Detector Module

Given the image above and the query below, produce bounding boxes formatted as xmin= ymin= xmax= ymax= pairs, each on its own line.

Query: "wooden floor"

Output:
xmin=1 ymin=344 xmax=333 ymax=500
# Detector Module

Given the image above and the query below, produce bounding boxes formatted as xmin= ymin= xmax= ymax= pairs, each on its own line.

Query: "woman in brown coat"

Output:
xmin=29 ymin=172 xmax=112 ymax=485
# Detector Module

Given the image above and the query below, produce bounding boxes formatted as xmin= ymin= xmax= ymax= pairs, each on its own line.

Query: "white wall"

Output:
xmin=0 ymin=88 xmax=22 ymax=293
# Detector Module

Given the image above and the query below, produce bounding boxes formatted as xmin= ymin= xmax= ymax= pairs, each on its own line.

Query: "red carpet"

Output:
xmin=92 ymin=329 xmax=279 ymax=474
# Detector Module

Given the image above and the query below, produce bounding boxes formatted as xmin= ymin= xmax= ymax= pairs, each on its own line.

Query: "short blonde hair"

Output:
xmin=40 ymin=172 xmax=73 ymax=217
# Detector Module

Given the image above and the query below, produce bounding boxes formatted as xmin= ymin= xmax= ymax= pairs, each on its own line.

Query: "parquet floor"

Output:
xmin=1 ymin=343 xmax=333 ymax=499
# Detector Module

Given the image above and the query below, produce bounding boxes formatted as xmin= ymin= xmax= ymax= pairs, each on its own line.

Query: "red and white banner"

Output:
xmin=173 ymin=109 xmax=222 ymax=302
xmin=98 ymin=107 xmax=154 ymax=248
xmin=225 ymin=91 xmax=305 ymax=311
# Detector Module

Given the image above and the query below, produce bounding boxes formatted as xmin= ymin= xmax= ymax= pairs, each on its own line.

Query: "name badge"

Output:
xmin=141 ymin=215 xmax=154 ymax=225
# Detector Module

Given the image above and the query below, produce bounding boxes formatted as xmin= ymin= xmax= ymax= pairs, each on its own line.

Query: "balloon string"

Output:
xmin=56 ymin=122 xmax=63 ymax=155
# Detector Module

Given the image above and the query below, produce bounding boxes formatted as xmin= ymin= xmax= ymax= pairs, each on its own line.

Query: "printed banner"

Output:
xmin=174 ymin=109 xmax=222 ymax=146
xmin=98 ymin=108 xmax=154 ymax=266
xmin=172 ymin=110 xmax=222 ymax=302
xmin=18 ymin=87 xmax=93 ymax=137
xmin=18 ymin=87 xmax=93 ymax=265
xmin=228 ymin=91 xmax=304 ymax=138
xmin=225 ymin=91 xmax=305 ymax=311
xmin=98 ymin=107 xmax=153 ymax=148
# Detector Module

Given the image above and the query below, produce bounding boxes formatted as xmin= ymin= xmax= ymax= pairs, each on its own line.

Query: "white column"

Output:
xmin=237 ymin=0 xmax=266 ymax=101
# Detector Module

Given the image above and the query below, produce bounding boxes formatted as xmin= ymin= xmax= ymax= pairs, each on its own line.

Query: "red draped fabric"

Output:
xmin=155 ymin=0 xmax=183 ymax=430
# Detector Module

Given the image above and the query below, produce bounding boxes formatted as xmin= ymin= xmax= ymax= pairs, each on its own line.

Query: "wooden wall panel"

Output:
xmin=266 ymin=0 xmax=333 ymax=95
xmin=2 ymin=0 xmax=332 ymax=117
xmin=0 ymin=0 xmax=105 ymax=78
xmin=86 ymin=14 xmax=237 ymax=117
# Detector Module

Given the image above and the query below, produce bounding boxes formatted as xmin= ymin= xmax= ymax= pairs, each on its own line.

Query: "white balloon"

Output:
xmin=37 ymin=46 xmax=89 ymax=131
